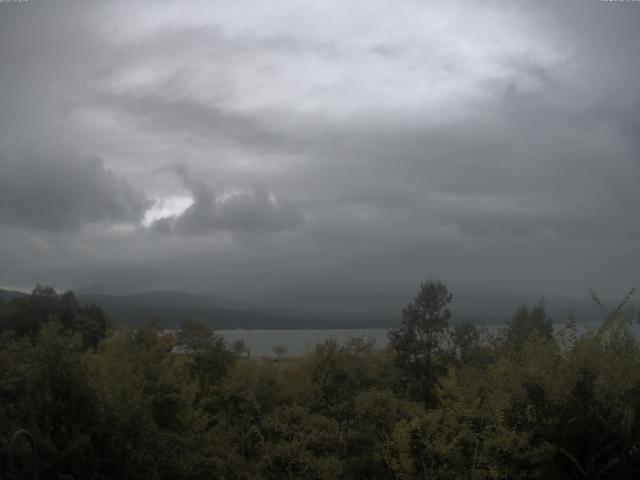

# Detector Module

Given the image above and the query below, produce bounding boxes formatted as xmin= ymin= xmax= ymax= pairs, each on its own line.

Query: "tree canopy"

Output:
xmin=1 ymin=282 xmax=639 ymax=479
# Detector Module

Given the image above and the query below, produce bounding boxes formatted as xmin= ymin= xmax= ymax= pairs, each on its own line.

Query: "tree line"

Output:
xmin=0 ymin=281 xmax=638 ymax=479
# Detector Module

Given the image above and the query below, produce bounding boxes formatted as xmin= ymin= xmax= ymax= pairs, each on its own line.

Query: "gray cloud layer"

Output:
xmin=0 ymin=150 xmax=150 ymax=231
xmin=0 ymin=0 xmax=638 ymax=310
xmin=150 ymin=165 xmax=304 ymax=234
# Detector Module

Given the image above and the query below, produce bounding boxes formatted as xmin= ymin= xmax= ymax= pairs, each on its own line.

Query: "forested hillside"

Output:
xmin=1 ymin=282 xmax=639 ymax=479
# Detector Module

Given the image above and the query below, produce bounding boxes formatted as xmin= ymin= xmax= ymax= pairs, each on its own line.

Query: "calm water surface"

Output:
xmin=218 ymin=321 xmax=639 ymax=357
xmin=217 ymin=328 xmax=390 ymax=357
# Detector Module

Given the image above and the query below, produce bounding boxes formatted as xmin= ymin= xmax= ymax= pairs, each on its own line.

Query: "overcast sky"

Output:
xmin=0 ymin=0 xmax=638 ymax=311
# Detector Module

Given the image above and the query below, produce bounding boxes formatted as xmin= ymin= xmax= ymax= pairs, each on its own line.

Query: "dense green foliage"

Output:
xmin=1 ymin=282 xmax=639 ymax=479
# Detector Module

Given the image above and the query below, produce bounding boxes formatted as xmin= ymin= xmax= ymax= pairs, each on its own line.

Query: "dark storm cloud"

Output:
xmin=0 ymin=150 xmax=150 ymax=231
xmin=0 ymin=0 xmax=638 ymax=307
xmin=95 ymin=92 xmax=291 ymax=152
xmin=151 ymin=165 xmax=304 ymax=234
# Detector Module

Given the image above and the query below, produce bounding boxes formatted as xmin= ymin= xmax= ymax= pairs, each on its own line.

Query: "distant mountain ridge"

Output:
xmin=0 ymin=287 xmax=622 ymax=329
xmin=0 ymin=287 xmax=394 ymax=329
xmin=0 ymin=289 xmax=28 ymax=302
xmin=75 ymin=290 xmax=396 ymax=329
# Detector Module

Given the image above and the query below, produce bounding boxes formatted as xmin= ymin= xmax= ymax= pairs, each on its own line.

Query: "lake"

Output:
xmin=217 ymin=328 xmax=390 ymax=357
xmin=218 ymin=321 xmax=640 ymax=357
